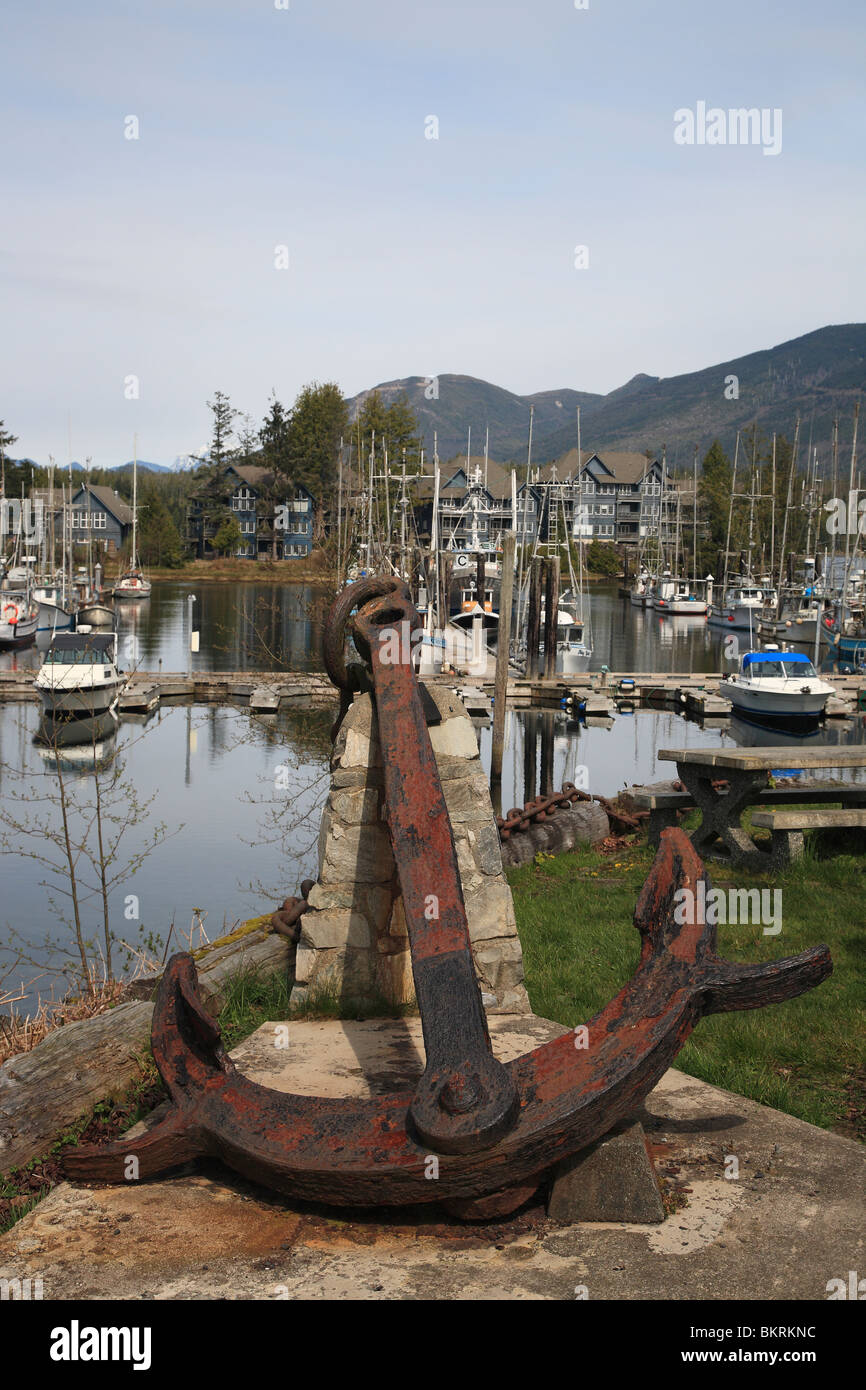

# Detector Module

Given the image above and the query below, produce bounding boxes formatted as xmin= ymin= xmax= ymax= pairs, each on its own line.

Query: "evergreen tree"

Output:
xmin=137 ymin=486 xmax=184 ymax=567
xmin=207 ymin=391 xmax=240 ymax=471
xmin=213 ymin=514 xmax=242 ymax=556
xmin=287 ymin=381 xmax=348 ymax=496
xmin=354 ymin=391 xmax=421 ymax=468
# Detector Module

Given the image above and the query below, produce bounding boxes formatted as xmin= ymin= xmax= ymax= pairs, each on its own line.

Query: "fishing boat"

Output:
xmin=34 ymin=630 xmax=126 ymax=716
xmin=722 ymin=646 xmax=835 ymax=732
xmin=34 ymin=575 xmax=77 ymax=634
xmin=708 ymin=579 xmax=773 ymax=629
xmin=0 ymin=586 xmax=39 ymax=647
xmin=629 ymin=567 xmax=652 ymax=607
xmin=651 ymin=571 xmax=708 ymax=616
xmin=113 ymin=437 xmax=152 ymax=600
xmin=0 ymin=562 xmax=39 ymax=647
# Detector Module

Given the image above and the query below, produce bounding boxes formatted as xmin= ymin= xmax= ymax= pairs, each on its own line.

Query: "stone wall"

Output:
xmin=291 ymin=685 xmax=530 ymax=1016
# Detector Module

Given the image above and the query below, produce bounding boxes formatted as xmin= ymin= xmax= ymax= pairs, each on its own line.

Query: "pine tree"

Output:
xmin=138 ymin=486 xmax=184 ymax=567
xmin=207 ymin=391 xmax=240 ymax=471
xmin=287 ymin=382 xmax=348 ymax=496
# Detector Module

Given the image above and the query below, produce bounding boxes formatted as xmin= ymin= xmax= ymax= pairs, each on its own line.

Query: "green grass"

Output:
xmin=508 ymin=831 xmax=866 ymax=1136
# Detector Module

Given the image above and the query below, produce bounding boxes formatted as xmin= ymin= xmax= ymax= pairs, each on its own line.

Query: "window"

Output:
xmin=71 ymin=509 xmax=106 ymax=529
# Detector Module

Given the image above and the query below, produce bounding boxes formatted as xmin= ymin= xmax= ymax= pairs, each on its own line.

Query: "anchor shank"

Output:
xmin=355 ymin=595 xmax=519 ymax=1154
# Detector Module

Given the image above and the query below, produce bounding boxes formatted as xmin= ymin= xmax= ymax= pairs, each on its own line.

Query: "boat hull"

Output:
xmin=36 ymin=680 xmax=125 ymax=716
xmin=77 ymin=604 xmax=115 ymax=627
xmin=36 ymin=599 xmax=76 ymax=633
xmin=708 ymin=603 xmax=763 ymax=629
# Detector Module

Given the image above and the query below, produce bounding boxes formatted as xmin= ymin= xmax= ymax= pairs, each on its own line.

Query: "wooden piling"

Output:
xmin=491 ymin=533 xmax=515 ymax=782
xmin=527 ymin=559 xmax=542 ymax=681
xmin=543 ymin=555 xmax=560 ymax=681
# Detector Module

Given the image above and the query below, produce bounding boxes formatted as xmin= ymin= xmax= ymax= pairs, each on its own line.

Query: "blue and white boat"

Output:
xmin=722 ymin=646 xmax=835 ymax=732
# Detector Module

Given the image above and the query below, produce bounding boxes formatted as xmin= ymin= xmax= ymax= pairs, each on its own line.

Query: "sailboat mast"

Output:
xmin=692 ymin=444 xmax=698 ymax=588
xmin=132 ymin=432 xmax=138 ymax=571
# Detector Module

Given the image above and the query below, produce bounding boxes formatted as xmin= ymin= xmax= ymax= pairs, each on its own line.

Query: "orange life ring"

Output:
xmin=2 ymin=603 xmax=19 ymax=625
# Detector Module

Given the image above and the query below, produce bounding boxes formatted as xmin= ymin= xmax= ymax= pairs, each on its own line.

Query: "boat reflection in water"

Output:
xmin=34 ymin=708 xmax=120 ymax=773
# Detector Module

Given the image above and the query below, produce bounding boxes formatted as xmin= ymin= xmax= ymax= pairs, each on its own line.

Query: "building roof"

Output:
xmin=413 ymin=456 xmax=515 ymax=500
xmin=69 ymin=486 xmax=134 ymax=526
xmin=580 ymin=451 xmax=659 ymax=485
xmin=227 ymin=463 xmax=274 ymax=488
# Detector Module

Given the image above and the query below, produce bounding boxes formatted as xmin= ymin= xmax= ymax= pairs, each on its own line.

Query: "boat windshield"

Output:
xmin=44 ymin=647 xmax=112 ymax=665
xmin=746 ymin=659 xmax=818 ymax=678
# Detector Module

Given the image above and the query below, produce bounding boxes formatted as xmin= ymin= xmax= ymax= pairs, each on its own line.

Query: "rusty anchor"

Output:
xmin=63 ymin=577 xmax=833 ymax=1216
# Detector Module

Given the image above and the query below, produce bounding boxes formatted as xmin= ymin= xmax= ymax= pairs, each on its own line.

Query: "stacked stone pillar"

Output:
xmin=291 ymin=685 xmax=530 ymax=1016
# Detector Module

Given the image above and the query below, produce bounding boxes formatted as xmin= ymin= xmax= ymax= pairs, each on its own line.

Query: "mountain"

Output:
xmin=347 ymin=375 xmax=602 ymax=462
xmin=346 ymin=325 xmax=866 ymax=466
xmin=109 ymin=459 xmax=172 ymax=475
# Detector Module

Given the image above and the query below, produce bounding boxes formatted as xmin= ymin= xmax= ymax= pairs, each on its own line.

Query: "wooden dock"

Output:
xmin=1 ymin=668 xmax=864 ymax=722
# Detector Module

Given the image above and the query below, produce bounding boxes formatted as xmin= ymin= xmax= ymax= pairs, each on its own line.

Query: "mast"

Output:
xmin=842 ymin=402 xmax=860 ymax=603
xmin=515 ymin=404 xmax=534 ymax=642
xmin=721 ymin=431 xmax=740 ymax=601
xmin=131 ymin=432 xmax=139 ymax=571
xmin=774 ymin=417 xmax=800 ymax=619
xmin=770 ymin=433 xmax=776 ymax=583
xmin=692 ymin=444 xmax=698 ymax=589
xmin=829 ymin=417 xmax=840 ymax=597
xmin=48 ymin=456 xmax=56 ymax=576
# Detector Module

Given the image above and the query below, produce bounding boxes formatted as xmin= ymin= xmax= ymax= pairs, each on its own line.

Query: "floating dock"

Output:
xmin=1 ymin=668 xmax=864 ymax=721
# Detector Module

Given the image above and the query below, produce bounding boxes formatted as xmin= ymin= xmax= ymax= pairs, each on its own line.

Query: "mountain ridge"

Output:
xmin=346 ymin=324 xmax=865 ymax=465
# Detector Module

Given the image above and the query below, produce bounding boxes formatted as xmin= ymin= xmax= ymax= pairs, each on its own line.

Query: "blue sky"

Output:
xmin=2 ymin=0 xmax=864 ymax=465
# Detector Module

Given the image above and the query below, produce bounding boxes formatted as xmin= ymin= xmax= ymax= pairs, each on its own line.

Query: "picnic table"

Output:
xmin=649 ymin=745 xmax=866 ymax=868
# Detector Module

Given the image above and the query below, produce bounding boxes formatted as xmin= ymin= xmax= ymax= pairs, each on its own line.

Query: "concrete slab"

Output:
xmin=1 ymin=1016 xmax=863 ymax=1301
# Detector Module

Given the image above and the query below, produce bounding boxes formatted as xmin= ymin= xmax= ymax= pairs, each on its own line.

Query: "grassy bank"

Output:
xmin=102 ymin=557 xmax=334 ymax=585
xmin=507 ymin=827 xmax=865 ymax=1138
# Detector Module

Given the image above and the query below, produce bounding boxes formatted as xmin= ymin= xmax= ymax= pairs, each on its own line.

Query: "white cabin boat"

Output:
xmin=722 ymin=647 xmax=835 ymax=732
xmin=35 ymin=631 xmax=126 ymax=716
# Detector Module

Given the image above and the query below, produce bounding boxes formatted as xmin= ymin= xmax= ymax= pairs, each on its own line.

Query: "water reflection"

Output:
xmin=34 ymin=709 xmax=120 ymax=774
xmin=0 ymin=700 xmax=333 ymax=1010
xmin=479 ymin=706 xmax=866 ymax=810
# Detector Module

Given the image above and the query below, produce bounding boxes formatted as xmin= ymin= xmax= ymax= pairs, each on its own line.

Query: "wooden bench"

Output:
xmin=750 ymin=808 xmax=866 ymax=868
xmin=633 ymin=780 xmax=866 ymax=850
xmin=645 ymin=747 xmax=866 ymax=868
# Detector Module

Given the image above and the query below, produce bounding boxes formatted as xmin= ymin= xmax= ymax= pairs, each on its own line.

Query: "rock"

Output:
xmin=547 ymin=1121 xmax=666 ymax=1224
xmin=300 ymin=911 xmax=373 ymax=951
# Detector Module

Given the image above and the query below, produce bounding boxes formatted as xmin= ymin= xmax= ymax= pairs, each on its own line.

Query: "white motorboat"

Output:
xmin=34 ymin=631 xmax=126 ymax=715
xmin=722 ymin=647 xmax=835 ymax=732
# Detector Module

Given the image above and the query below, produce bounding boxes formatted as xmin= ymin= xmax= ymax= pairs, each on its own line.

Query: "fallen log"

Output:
xmin=500 ymin=802 xmax=609 ymax=866
xmin=0 ymin=925 xmax=292 ymax=1177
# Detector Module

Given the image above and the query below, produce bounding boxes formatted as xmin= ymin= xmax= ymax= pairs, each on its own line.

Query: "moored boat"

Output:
xmin=722 ymin=646 xmax=835 ymax=732
xmin=34 ymin=631 xmax=127 ymax=715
